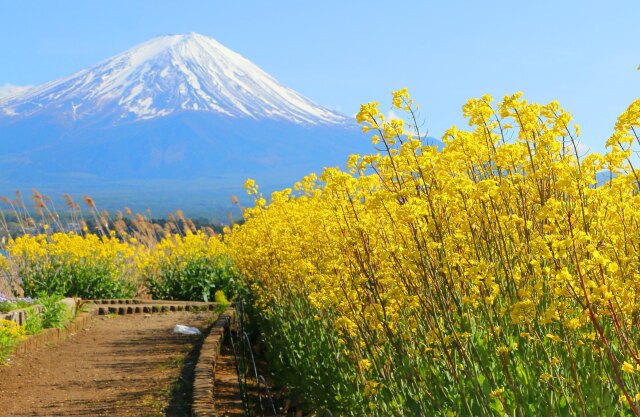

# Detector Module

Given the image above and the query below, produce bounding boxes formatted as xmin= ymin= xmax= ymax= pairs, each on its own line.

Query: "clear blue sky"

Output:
xmin=1 ymin=0 xmax=638 ymax=153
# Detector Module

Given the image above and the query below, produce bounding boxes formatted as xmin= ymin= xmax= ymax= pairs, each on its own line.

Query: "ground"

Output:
xmin=214 ymin=343 xmax=249 ymax=417
xmin=0 ymin=311 xmax=212 ymax=417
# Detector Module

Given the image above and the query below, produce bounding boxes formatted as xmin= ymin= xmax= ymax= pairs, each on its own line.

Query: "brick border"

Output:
xmin=192 ymin=307 xmax=236 ymax=417
xmin=94 ymin=300 xmax=218 ymax=316
xmin=0 ymin=304 xmax=43 ymax=326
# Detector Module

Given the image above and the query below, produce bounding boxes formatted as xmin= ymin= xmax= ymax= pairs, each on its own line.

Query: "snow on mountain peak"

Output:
xmin=0 ymin=33 xmax=347 ymax=125
xmin=0 ymin=83 xmax=32 ymax=100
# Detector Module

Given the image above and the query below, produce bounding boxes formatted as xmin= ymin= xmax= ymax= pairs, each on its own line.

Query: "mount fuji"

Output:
xmin=0 ymin=33 xmax=371 ymax=215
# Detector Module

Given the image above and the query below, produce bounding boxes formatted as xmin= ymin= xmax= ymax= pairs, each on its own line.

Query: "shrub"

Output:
xmin=36 ymin=293 xmax=68 ymax=329
xmin=23 ymin=307 xmax=43 ymax=335
xmin=145 ymin=231 xmax=238 ymax=302
xmin=0 ymin=319 xmax=26 ymax=362
xmin=8 ymin=232 xmax=141 ymax=299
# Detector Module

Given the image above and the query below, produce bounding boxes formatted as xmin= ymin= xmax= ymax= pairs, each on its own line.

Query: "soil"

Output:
xmin=213 ymin=335 xmax=279 ymax=417
xmin=0 ymin=311 xmax=213 ymax=417
xmin=213 ymin=343 xmax=247 ymax=417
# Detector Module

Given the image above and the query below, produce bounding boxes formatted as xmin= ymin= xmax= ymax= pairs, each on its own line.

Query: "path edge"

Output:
xmin=11 ymin=308 xmax=97 ymax=357
xmin=192 ymin=307 xmax=236 ymax=417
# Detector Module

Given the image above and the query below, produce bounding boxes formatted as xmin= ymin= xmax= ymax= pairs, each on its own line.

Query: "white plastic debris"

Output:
xmin=173 ymin=324 xmax=201 ymax=335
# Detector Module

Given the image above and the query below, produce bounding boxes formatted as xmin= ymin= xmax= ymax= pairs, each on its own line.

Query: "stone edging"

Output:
xmin=0 ymin=304 xmax=43 ymax=326
xmin=192 ymin=307 xmax=236 ymax=417
xmin=94 ymin=300 xmax=218 ymax=316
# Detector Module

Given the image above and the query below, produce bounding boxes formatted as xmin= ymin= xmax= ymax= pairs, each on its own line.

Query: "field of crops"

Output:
xmin=229 ymin=90 xmax=640 ymax=416
xmin=2 ymin=90 xmax=640 ymax=416
xmin=1 ymin=226 xmax=234 ymax=302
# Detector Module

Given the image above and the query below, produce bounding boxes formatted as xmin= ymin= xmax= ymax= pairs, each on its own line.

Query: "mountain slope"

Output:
xmin=0 ymin=84 xmax=32 ymax=100
xmin=0 ymin=33 xmax=376 ymax=215
xmin=0 ymin=33 xmax=346 ymax=125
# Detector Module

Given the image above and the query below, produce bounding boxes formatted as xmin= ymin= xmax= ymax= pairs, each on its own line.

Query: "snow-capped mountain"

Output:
xmin=0 ymin=33 xmax=373 ymax=215
xmin=0 ymin=33 xmax=346 ymax=125
xmin=0 ymin=83 xmax=31 ymax=100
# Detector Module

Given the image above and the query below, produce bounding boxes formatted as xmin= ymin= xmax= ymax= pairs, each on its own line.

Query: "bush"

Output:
xmin=19 ymin=294 xmax=69 ymax=336
xmin=36 ymin=293 xmax=68 ymax=329
xmin=8 ymin=232 xmax=141 ymax=299
xmin=23 ymin=307 xmax=43 ymax=335
xmin=145 ymin=231 xmax=239 ymax=302
xmin=0 ymin=319 xmax=26 ymax=362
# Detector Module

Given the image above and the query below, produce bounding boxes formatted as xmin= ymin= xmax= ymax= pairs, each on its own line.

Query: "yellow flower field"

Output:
xmin=4 ymin=228 xmax=233 ymax=302
xmin=228 ymin=90 xmax=640 ymax=416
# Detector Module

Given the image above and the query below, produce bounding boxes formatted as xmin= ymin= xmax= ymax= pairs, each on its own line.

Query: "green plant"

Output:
xmin=36 ymin=293 xmax=68 ymax=329
xmin=229 ymin=90 xmax=640 ymax=415
xmin=23 ymin=307 xmax=43 ymax=335
xmin=0 ymin=296 xmax=35 ymax=313
xmin=145 ymin=232 xmax=240 ymax=302
xmin=0 ymin=319 xmax=26 ymax=362
xmin=8 ymin=232 xmax=139 ymax=299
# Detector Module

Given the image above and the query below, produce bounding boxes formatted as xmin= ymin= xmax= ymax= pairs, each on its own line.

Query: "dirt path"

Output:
xmin=0 ymin=311 xmax=214 ymax=417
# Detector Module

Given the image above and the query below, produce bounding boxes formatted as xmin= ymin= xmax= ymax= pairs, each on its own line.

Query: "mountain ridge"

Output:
xmin=0 ymin=33 xmax=347 ymax=125
xmin=0 ymin=33 xmax=377 ymax=215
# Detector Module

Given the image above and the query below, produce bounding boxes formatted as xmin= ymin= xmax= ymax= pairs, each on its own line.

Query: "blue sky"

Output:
xmin=1 ymin=0 xmax=638 ymax=153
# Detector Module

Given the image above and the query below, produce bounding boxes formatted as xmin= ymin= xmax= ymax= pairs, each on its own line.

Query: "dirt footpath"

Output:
xmin=0 ymin=311 xmax=213 ymax=417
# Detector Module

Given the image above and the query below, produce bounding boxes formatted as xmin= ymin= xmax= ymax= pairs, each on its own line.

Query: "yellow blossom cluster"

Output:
xmin=0 ymin=253 xmax=8 ymax=271
xmin=7 ymin=231 xmax=144 ymax=298
xmin=0 ymin=319 xmax=27 ymax=362
xmin=0 ymin=319 xmax=26 ymax=338
xmin=229 ymin=90 xmax=640 ymax=416
xmin=4 ymin=229 xmax=233 ymax=302
xmin=143 ymin=231 xmax=234 ymax=301
xmin=150 ymin=230 xmax=228 ymax=271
